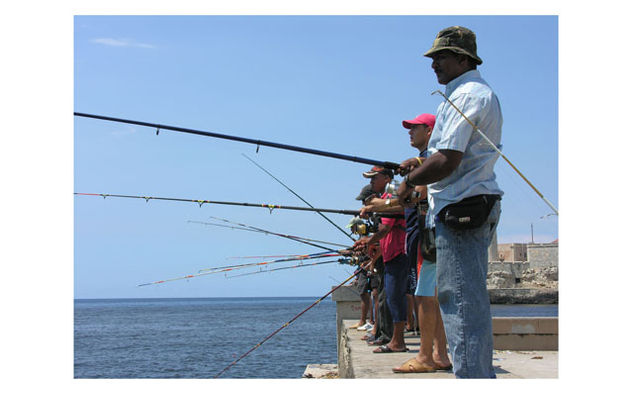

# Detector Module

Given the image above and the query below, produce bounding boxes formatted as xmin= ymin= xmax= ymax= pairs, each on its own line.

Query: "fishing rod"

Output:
xmin=226 ymin=254 xmax=320 ymax=260
xmin=206 ymin=215 xmax=347 ymax=252
xmin=74 ymin=112 xmax=401 ymax=170
xmin=190 ymin=219 xmax=335 ymax=252
xmin=225 ymin=259 xmax=341 ymax=278
xmin=197 ymin=252 xmax=341 ymax=274
xmin=137 ymin=252 xmax=340 ymax=287
xmin=188 ymin=220 xmax=349 ymax=249
xmin=74 ymin=192 xmax=404 ymax=218
xmin=213 ymin=262 xmax=368 ymax=378
xmin=431 ymin=90 xmax=559 ymax=215
xmin=242 ymin=153 xmax=355 ymax=242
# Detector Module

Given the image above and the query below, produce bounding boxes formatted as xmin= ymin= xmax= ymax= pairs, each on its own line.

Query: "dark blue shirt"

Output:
xmin=405 ymin=149 xmax=428 ymax=254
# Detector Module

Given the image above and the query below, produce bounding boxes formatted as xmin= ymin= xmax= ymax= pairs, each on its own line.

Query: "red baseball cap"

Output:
xmin=402 ymin=113 xmax=436 ymax=130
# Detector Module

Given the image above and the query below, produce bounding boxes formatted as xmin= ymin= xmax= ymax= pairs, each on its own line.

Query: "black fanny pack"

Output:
xmin=415 ymin=203 xmax=437 ymax=262
xmin=438 ymin=194 xmax=500 ymax=230
xmin=420 ymin=227 xmax=436 ymax=262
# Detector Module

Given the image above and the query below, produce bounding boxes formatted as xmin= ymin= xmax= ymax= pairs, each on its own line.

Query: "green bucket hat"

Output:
xmin=424 ymin=26 xmax=483 ymax=65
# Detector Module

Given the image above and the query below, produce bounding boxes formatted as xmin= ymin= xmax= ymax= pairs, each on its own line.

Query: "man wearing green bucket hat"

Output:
xmin=397 ymin=26 xmax=503 ymax=378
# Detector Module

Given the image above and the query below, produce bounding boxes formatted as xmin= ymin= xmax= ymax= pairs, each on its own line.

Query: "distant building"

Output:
xmin=526 ymin=240 xmax=558 ymax=268
xmin=493 ymin=240 xmax=558 ymax=267
xmin=497 ymin=243 xmax=528 ymax=262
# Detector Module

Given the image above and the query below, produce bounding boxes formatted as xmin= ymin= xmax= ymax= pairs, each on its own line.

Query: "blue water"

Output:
xmin=74 ymin=298 xmax=557 ymax=378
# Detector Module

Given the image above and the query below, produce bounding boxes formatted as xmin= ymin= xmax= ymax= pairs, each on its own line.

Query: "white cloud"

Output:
xmin=91 ymin=38 xmax=156 ymax=49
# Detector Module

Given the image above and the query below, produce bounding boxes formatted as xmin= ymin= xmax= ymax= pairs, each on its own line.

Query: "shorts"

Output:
xmin=356 ymin=270 xmax=371 ymax=294
xmin=414 ymin=259 xmax=437 ymax=297
xmin=369 ymin=271 xmax=380 ymax=290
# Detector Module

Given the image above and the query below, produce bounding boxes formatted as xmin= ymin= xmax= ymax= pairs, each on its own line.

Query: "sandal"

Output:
xmin=392 ymin=358 xmax=436 ymax=373
xmin=361 ymin=334 xmax=376 ymax=342
xmin=367 ymin=336 xmax=389 ymax=346
xmin=373 ymin=345 xmax=409 ymax=353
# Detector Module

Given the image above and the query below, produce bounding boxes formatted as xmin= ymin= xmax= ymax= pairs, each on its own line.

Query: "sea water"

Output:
xmin=74 ymin=298 xmax=557 ymax=378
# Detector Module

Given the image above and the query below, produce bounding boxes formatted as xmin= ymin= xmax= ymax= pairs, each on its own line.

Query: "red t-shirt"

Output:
xmin=379 ymin=192 xmax=406 ymax=262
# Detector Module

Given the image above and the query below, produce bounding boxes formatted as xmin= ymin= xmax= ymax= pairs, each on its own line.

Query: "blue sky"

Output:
xmin=73 ymin=15 xmax=559 ymax=299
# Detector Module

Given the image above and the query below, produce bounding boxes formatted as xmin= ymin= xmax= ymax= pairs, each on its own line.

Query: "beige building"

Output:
xmin=497 ymin=243 xmax=528 ymax=262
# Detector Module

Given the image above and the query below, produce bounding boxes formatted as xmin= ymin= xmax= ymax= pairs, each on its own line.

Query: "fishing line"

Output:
xmin=242 ymin=153 xmax=355 ymax=242
xmin=212 ymin=263 xmax=367 ymax=378
xmin=496 ymin=159 xmax=555 ymax=219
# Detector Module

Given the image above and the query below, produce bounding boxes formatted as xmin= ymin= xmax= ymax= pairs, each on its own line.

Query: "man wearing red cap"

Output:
xmin=361 ymin=114 xmax=451 ymax=372
xmin=398 ymin=26 xmax=503 ymax=378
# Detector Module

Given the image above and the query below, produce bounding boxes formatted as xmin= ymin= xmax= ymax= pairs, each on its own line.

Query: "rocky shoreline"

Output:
xmin=487 ymin=265 xmax=558 ymax=304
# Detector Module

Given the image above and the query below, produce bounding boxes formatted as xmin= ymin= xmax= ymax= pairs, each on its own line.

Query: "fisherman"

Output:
xmin=361 ymin=113 xmax=452 ymax=372
xmin=349 ymin=185 xmax=379 ymax=332
xmin=353 ymin=185 xmax=392 ymax=346
xmin=397 ymin=26 xmax=503 ymax=378
xmin=353 ymin=166 xmax=408 ymax=353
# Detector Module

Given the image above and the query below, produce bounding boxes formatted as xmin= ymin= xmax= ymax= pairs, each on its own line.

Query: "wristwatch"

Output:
xmin=404 ymin=175 xmax=415 ymax=188
xmin=385 ymin=198 xmax=392 ymax=207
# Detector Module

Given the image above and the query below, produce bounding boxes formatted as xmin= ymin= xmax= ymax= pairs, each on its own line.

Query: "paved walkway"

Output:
xmin=342 ymin=320 xmax=558 ymax=379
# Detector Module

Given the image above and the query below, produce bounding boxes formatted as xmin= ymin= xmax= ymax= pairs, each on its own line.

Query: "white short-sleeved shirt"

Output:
xmin=427 ymin=69 xmax=504 ymax=215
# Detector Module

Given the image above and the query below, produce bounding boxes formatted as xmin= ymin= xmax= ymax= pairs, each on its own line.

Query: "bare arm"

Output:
xmin=397 ymin=150 xmax=463 ymax=201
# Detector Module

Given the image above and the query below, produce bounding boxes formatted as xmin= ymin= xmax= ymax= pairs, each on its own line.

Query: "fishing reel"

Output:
xmin=385 ymin=180 xmax=400 ymax=196
xmin=346 ymin=215 xmax=380 ymax=236
xmin=338 ymin=255 xmax=370 ymax=267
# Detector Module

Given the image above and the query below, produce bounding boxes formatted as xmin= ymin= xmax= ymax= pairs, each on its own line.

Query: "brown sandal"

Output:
xmin=392 ymin=358 xmax=436 ymax=373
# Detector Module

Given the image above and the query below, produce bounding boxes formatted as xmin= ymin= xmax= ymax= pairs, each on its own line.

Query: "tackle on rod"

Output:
xmin=74 ymin=112 xmax=401 ymax=170
xmin=74 ymin=192 xmax=404 ymax=218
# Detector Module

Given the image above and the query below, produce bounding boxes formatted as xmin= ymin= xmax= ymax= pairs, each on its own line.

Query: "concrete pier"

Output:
xmin=330 ymin=285 xmax=558 ymax=379
xmin=338 ymin=319 xmax=558 ymax=378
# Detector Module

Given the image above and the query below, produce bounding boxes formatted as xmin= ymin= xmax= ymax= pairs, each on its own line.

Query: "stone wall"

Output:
xmin=487 ymin=262 xmax=558 ymax=291
xmin=527 ymin=243 xmax=558 ymax=268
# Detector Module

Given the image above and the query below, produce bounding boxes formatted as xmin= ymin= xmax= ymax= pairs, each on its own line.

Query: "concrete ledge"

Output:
xmin=331 ymin=285 xmax=362 ymax=358
xmin=334 ymin=285 xmax=558 ymax=306
xmin=493 ymin=317 xmax=558 ymax=351
xmin=339 ymin=319 xmax=558 ymax=378
xmin=489 ymin=288 xmax=558 ymax=304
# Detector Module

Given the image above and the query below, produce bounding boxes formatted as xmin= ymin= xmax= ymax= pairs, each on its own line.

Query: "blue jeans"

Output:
xmin=435 ymin=201 xmax=500 ymax=378
xmin=383 ymin=253 xmax=409 ymax=323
